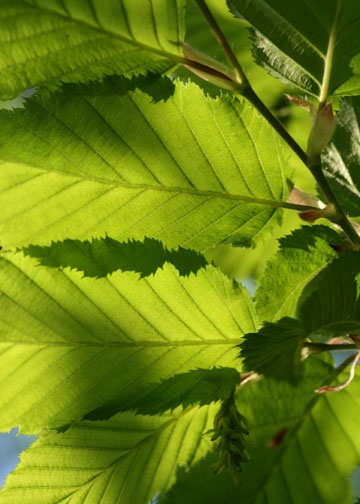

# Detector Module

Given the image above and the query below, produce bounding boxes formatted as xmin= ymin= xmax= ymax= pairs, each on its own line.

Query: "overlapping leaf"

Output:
xmin=298 ymin=251 xmax=360 ymax=336
xmin=240 ymin=317 xmax=304 ymax=383
xmin=0 ymin=0 xmax=186 ymax=99
xmin=85 ymin=367 xmax=240 ymax=420
xmin=0 ymin=250 xmax=256 ymax=433
xmin=228 ymin=0 xmax=360 ymax=97
xmin=241 ymin=247 xmax=360 ymax=383
xmin=0 ymin=76 xmax=294 ymax=251
xmin=255 ymin=225 xmax=340 ymax=322
xmin=162 ymin=357 xmax=360 ymax=504
xmin=0 ymin=406 xmax=217 ymax=504
xmin=323 ymin=97 xmax=360 ymax=216
xmin=22 ymin=236 xmax=207 ymax=278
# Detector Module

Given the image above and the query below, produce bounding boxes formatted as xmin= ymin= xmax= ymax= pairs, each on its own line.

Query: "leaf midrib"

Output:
xmin=0 ymin=338 xmax=241 ymax=348
xmin=5 ymin=161 xmax=308 ymax=211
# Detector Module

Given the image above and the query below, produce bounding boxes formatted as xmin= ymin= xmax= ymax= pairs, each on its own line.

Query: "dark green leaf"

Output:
xmin=256 ymin=225 xmax=340 ymax=322
xmin=85 ymin=367 xmax=240 ymax=419
xmin=240 ymin=317 xmax=304 ymax=383
xmin=323 ymin=97 xmax=360 ymax=216
xmin=228 ymin=0 xmax=360 ymax=97
xmin=298 ymin=251 xmax=360 ymax=336
xmin=22 ymin=236 xmax=207 ymax=278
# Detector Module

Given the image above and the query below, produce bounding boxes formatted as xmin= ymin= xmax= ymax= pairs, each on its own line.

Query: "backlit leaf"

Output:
xmin=0 ymin=0 xmax=186 ymax=99
xmin=255 ymin=225 xmax=340 ymax=322
xmin=0 ymin=406 xmax=216 ymax=504
xmin=0 ymin=76 xmax=294 ymax=251
xmin=162 ymin=357 xmax=360 ymax=504
xmin=0 ymin=251 xmax=257 ymax=433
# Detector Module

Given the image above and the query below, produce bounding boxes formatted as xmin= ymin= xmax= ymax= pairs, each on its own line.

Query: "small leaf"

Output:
xmin=240 ymin=317 xmax=304 ymax=383
xmin=256 ymin=225 xmax=340 ymax=322
xmin=22 ymin=236 xmax=207 ymax=278
xmin=85 ymin=367 xmax=240 ymax=419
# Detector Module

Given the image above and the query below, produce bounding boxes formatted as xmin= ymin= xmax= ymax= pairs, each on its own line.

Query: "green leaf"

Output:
xmin=160 ymin=451 xmax=241 ymax=504
xmin=0 ymin=251 xmax=257 ymax=433
xmin=22 ymin=236 xmax=207 ymax=278
xmin=255 ymin=225 xmax=340 ymax=322
xmin=244 ymin=251 xmax=360 ymax=384
xmin=0 ymin=0 xmax=186 ymax=99
xmin=298 ymin=252 xmax=360 ymax=336
xmin=240 ymin=317 xmax=304 ymax=383
xmin=228 ymin=0 xmax=360 ymax=97
xmin=163 ymin=357 xmax=360 ymax=504
xmin=85 ymin=367 xmax=240 ymax=419
xmin=231 ymin=357 xmax=360 ymax=504
xmin=0 ymin=77 xmax=294 ymax=251
xmin=323 ymin=97 xmax=360 ymax=216
xmin=0 ymin=406 xmax=216 ymax=504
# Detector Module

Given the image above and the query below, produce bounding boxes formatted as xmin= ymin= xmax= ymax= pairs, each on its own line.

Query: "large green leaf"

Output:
xmin=228 ymin=0 xmax=360 ymax=98
xmin=0 ymin=406 xmax=216 ymax=504
xmin=255 ymin=225 xmax=340 ymax=322
xmin=0 ymin=0 xmax=186 ymax=99
xmin=162 ymin=357 xmax=360 ymax=504
xmin=323 ymin=97 xmax=360 ymax=216
xmin=0 ymin=251 xmax=257 ymax=433
xmin=0 ymin=77 xmax=295 ymax=251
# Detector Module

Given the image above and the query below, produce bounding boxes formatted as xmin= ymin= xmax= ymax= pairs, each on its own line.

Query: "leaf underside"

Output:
xmin=0 ymin=76 xmax=293 ymax=251
xmin=0 ymin=407 xmax=217 ymax=504
xmin=161 ymin=357 xmax=360 ymax=504
xmin=0 ymin=250 xmax=257 ymax=433
xmin=0 ymin=0 xmax=186 ymax=99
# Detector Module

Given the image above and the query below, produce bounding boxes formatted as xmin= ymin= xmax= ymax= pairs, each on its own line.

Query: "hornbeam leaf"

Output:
xmin=85 ymin=367 xmax=240 ymax=419
xmin=298 ymin=251 xmax=360 ymax=336
xmin=322 ymin=97 xmax=360 ymax=216
xmin=0 ymin=77 xmax=295 ymax=251
xmin=0 ymin=0 xmax=186 ymax=99
xmin=22 ymin=236 xmax=207 ymax=278
xmin=0 ymin=251 xmax=257 ymax=433
xmin=228 ymin=0 xmax=360 ymax=97
xmin=240 ymin=317 xmax=304 ymax=383
xmin=0 ymin=406 xmax=216 ymax=504
xmin=244 ymin=251 xmax=360 ymax=384
xmin=162 ymin=357 xmax=360 ymax=504
xmin=256 ymin=225 xmax=340 ymax=322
